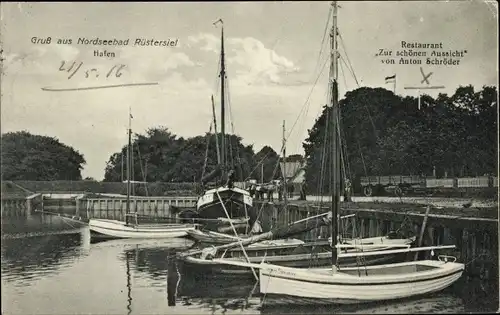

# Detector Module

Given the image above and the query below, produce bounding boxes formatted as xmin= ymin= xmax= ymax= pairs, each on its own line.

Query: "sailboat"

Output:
xmin=179 ymin=208 xmax=415 ymax=277
xmin=195 ymin=19 xmax=253 ymax=224
xmin=88 ymin=109 xmax=198 ymax=240
xmin=213 ymin=2 xmax=464 ymax=303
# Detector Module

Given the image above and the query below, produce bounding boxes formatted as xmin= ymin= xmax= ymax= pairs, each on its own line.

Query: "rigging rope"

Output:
xmin=339 ymin=32 xmax=360 ymax=87
xmin=312 ymin=4 xmax=333 ymax=82
xmin=339 ymin=50 xmax=379 ymax=144
xmin=242 ymin=8 xmax=332 ymax=181
xmin=201 ymin=122 xmax=213 ymax=182
xmin=243 ymin=55 xmax=330 ymax=182
xmin=134 ymin=140 xmax=149 ymax=197
xmin=224 ymin=61 xmax=244 ymax=179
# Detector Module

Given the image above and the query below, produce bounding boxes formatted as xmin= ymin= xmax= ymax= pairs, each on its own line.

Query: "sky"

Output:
xmin=1 ymin=1 xmax=498 ymax=180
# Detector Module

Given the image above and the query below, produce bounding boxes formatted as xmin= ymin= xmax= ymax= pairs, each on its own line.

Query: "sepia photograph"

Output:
xmin=1 ymin=1 xmax=498 ymax=314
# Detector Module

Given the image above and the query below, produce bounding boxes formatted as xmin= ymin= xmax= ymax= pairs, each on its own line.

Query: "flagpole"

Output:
xmin=418 ymin=90 xmax=421 ymax=110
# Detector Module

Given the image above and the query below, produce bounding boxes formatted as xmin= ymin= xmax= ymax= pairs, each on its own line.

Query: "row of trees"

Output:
xmin=0 ymin=129 xmax=288 ymax=183
xmin=303 ymin=85 xmax=498 ymax=193
xmin=1 ymin=131 xmax=86 ymax=180
xmin=103 ymin=127 xmax=284 ymax=183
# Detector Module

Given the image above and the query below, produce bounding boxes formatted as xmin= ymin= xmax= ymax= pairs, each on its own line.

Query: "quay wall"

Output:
xmin=77 ymin=196 xmax=198 ymax=221
xmin=3 ymin=180 xmax=198 ymax=197
xmin=2 ymin=180 xmax=497 ymax=199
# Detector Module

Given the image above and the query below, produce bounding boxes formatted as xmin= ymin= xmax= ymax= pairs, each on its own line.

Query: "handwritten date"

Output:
xmin=59 ymin=61 xmax=126 ymax=80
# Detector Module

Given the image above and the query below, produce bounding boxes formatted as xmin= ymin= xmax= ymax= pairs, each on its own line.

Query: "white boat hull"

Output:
xmin=259 ymin=260 xmax=464 ymax=304
xmin=89 ymin=219 xmax=197 ymax=239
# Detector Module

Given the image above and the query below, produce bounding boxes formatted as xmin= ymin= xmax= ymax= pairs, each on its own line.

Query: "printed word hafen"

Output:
xmin=94 ymin=50 xmax=116 ymax=58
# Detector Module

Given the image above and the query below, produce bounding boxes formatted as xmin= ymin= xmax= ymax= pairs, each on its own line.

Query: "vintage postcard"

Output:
xmin=1 ymin=1 xmax=498 ymax=314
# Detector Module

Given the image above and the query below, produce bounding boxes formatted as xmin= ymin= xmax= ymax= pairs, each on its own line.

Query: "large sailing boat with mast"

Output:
xmin=88 ymin=108 xmax=197 ymax=240
xmin=212 ymin=2 xmax=464 ymax=303
xmin=195 ymin=20 xmax=253 ymax=222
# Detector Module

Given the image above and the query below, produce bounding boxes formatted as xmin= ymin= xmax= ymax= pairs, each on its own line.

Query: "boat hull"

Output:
xmin=197 ymin=187 xmax=253 ymax=220
xmin=179 ymin=240 xmax=408 ymax=277
xmin=89 ymin=219 xmax=197 ymax=240
xmin=259 ymin=260 xmax=464 ymax=304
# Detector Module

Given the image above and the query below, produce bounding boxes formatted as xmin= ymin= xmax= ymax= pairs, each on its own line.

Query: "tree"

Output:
xmin=302 ymin=85 xmax=498 ymax=194
xmin=253 ymin=146 xmax=280 ymax=182
xmin=1 ymin=131 xmax=86 ymax=180
xmin=103 ymin=127 xmax=257 ymax=183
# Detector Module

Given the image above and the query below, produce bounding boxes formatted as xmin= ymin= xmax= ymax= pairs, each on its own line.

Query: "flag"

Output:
xmin=385 ymin=75 xmax=396 ymax=83
xmin=130 ymin=113 xmax=133 ymax=119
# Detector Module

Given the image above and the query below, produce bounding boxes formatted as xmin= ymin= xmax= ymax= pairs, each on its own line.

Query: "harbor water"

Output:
xmin=1 ymin=212 xmax=498 ymax=314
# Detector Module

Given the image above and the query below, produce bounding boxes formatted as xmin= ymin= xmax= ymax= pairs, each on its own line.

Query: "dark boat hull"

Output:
xmin=178 ymin=240 xmax=409 ymax=278
xmin=197 ymin=188 xmax=253 ymax=220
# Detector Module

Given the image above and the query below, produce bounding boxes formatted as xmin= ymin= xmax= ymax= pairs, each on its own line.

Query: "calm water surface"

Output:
xmin=1 ymin=213 xmax=498 ymax=314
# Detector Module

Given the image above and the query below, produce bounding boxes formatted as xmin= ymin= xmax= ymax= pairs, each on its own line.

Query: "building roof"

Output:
xmin=280 ymin=161 xmax=304 ymax=180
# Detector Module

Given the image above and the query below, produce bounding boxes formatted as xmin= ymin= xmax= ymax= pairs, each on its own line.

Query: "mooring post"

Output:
xmin=415 ymin=205 xmax=431 ymax=260
xmin=426 ymin=227 xmax=435 ymax=259
xmin=26 ymin=197 xmax=32 ymax=216
xmin=369 ymin=219 xmax=376 ymax=237
xmin=461 ymin=229 xmax=469 ymax=265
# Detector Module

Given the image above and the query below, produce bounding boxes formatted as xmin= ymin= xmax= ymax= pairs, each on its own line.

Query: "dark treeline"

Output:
xmin=303 ymin=85 xmax=498 ymax=194
xmin=1 ymin=131 xmax=86 ymax=181
xmin=103 ymin=127 xmax=282 ymax=183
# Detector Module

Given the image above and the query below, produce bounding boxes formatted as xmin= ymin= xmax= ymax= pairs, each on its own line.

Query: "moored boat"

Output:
xmin=89 ymin=218 xmax=198 ymax=240
xmin=180 ymin=237 xmax=415 ymax=277
xmin=195 ymin=20 xmax=253 ymax=224
xmin=250 ymin=257 xmax=464 ymax=304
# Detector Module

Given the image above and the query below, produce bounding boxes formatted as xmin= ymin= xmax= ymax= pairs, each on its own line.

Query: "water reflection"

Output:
xmin=1 ymin=213 xmax=85 ymax=238
xmin=1 ymin=230 xmax=85 ymax=285
xmin=125 ymin=250 xmax=133 ymax=315
xmin=171 ymin=264 xmax=262 ymax=313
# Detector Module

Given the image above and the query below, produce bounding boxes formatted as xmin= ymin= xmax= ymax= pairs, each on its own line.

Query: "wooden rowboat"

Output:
xmin=89 ymin=218 xmax=198 ymax=240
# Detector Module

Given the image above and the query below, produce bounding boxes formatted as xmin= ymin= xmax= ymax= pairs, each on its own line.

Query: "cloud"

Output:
xmin=188 ymin=33 xmax=220 ymax=53
xmin=3 ymin=44 xmax=80 ymax=76
xmin=227 ymin=37 xmax=299 ymax=86
xmin=188 ymin=33 xmax=300 ymax=87
xmin=114 ymin=47 xmax=203 ymax=83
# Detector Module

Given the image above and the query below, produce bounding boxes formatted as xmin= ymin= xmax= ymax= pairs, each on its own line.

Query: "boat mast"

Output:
xmin=261 ymin=164 xmax=264 ymax=183
xmin=211 ymin=94 xmax=221 ymax=165
xmin=219 ymin=20 xmax=227 ymax=180
xmin=126 ymin=105 xmax=132 ymax=221
xmin=329 ymin=1 xmax=341 ymax=268
xmin=283 ymin=120 xmax=288 ymax=209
